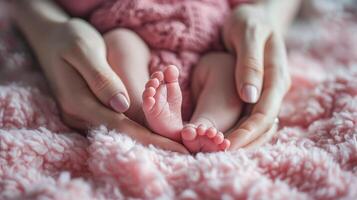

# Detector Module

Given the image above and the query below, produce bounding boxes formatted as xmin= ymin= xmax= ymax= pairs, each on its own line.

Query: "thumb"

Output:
xmin=64 ymin=42 xmax=130 ymax=113
xmin=236 ymin=29 xmax=269 ymax=103
xmin=89 ymin=66 xmax=131 ymax=113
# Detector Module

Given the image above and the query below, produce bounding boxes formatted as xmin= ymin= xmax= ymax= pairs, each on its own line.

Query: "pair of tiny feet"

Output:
xmin=142 ymin=65 xmax=230 ymax=153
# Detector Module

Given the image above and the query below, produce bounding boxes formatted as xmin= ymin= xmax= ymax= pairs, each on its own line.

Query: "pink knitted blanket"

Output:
xmin=1 ymin=1 xmax=357 ymax=199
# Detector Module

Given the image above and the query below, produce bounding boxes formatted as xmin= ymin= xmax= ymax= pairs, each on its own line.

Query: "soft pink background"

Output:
xmin=0 ymin=1 xmax=357 ymax=199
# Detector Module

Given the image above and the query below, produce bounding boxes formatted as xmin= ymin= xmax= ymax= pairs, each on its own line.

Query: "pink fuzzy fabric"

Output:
xmin=1 ymin=1 xmax=357 ymax=199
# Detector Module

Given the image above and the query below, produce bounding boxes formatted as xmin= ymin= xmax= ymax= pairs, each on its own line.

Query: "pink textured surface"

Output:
xmin=1 ymin=1 xmax=357 ymax=199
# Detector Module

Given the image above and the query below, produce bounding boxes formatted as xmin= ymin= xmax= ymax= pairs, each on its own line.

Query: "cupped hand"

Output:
xmin=223 ymin=4 xmax=291 ymax=150
xmin=34 ymin=18 xmax=188 ymax=153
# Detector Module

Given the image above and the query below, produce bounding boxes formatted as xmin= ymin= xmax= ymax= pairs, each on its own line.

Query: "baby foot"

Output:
xmin=142 ymin=65 xmax=183 ymax=141
xmin=181 ymin=124 xmax=230 ymax=153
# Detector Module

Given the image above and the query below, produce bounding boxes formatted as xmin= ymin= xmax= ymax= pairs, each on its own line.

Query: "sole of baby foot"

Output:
xmin=181 ymin=124 xmax=230 ymax=153
xmin=142 ymin=65 xmax=183 ymax=141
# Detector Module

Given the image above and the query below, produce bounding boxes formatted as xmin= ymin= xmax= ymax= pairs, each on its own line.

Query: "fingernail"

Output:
xmin=109 ymin=93 xmax=129 ymax=113
xmin=242 ymin=84 xmax=258 ymax=103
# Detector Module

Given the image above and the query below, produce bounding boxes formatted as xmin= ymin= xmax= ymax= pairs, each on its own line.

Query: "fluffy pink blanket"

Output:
xmin=1 ymin=1 xmax=357 ymax=199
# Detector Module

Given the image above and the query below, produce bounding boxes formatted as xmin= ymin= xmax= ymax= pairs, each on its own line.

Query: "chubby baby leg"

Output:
xmin=104 ymin=28 xmax=150 ymax=124
xmin=182 ymin=52 xmax=242 ymax=153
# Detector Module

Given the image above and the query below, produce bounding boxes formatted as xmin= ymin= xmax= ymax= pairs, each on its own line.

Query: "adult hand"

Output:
xmin=222 ymin=4 xmax=291 ymax=150
xmin=34 ymin=18 xmax=188 ymax=153
xmin=43 ymin=18 xmax=131 ymax=113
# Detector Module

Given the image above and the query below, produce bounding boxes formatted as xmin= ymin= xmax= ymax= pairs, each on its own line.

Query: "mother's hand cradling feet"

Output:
xmin=223 ymin=1 xmax=300 ymax=150
xmin=11 ymin=1 xmax=189 ymax=154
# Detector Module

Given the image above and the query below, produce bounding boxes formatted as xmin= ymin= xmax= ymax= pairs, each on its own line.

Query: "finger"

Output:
xmin=228 ymin=35 xmax=289 ymax=150
xmin=63 ymin=36 xmax=130 ymax=113
xmin=236 ymin=27 xmax=270 ymax=103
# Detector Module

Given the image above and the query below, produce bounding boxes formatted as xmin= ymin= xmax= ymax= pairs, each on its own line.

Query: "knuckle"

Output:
xmin=244 ymin=57 xmax=263 ymax=76
xmin=60 ymin=38 xmax=87 ymax=59
xmin=68 ymin=36 xmax=93 ymax=55
xmin=90 ymin=71 xmax=114 ymax=94
xmin=61 ymin=29 xmax=100 ymax=58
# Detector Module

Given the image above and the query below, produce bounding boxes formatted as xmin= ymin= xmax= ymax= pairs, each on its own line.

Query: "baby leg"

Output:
xmin=182 ymin=52 xmax=242 ymax=153
xmin=104 ymin=28 xmax=150 ymax=124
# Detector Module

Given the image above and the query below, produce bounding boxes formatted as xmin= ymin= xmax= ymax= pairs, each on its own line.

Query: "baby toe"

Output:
xmin=219 ymin=139 xmax=231 ymax=150
xmin=181 ymin=125 xmax=197 ymax=141
xmin=143 ymin=87 xmax=156 ymax=98
xmin=206 ymin=127 xmax=217 ymax=139
xmin=151 ymin=71 xmax=164 ymax=82
xmin=213 ymin=132 xmax=224 ymax=144
xmin=164 ymin=65 xmax=179 ymax=83
xmin=145 ymin=78 xmax=160 ymax=89
xmin=197 ymin=125 xmax=207 ymax=136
